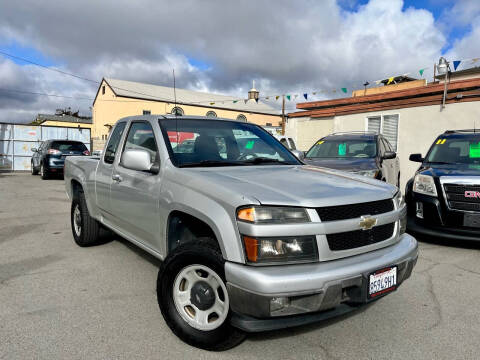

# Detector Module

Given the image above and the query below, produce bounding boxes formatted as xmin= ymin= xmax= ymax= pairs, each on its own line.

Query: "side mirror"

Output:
xmin=121 ymin=149 xmax=154 ymax=172
xmin=409 ymin=153 xmax=424 ymax=163
xmin=291 ymin=149 xmax=305 ymax=160
xmin=383 ymin=151 xmax=396 ymax=160
xmin=31 ymin=148 xmax=37 ymax=152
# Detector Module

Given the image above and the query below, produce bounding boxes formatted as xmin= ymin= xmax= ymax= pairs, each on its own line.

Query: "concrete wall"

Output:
xmin=287 ymin=101 xmax=480 ymax=190
xmin=92 ymin=80 xmax=282 ymax=140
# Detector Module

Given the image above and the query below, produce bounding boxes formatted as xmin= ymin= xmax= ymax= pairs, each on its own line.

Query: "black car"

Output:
xmin=406 ymin=130 xmax=480 ymax=241
xmin=302 ymin=132 xmax=400 ymax=186
xmin=31 ymin=140 xmax=90 ymax=179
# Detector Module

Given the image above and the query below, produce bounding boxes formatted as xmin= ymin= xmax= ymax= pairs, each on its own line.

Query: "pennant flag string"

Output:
xmin=303 ymin=93 xmax=308 ymax=100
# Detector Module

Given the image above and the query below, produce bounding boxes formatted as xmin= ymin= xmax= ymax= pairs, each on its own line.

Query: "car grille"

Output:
xmin=326 ymin=223 xmax=395 ymax=251
xmin=316 ymin=199 xmax=394 ymax=222
xmin=443 ymin=184 xmax=480 ymax=212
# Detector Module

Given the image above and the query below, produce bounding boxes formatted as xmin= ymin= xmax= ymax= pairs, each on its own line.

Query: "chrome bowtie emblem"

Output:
xmin=359 ymin=215 xmax=377 ymax=231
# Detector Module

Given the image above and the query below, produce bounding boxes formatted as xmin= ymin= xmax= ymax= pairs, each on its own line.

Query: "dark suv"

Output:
xmin=302 ymin=132 xmax=400 ymax=186
xmin=406 ymin=130 xmax=480 ymax=241
xmin=31 ymin=140 xmax=90 ymax=179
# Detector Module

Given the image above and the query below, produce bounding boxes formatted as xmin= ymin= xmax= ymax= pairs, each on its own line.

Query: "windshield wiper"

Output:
xmin=240 ymin=157 xmax=293 ymax=165
xmin=179 ymin=160 xmax=242 ymax=168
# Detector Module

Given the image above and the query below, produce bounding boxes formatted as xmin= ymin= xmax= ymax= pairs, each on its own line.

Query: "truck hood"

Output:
xmin=303 ymin=158 xmax=377 ymax=172
xmin=184 ymin=165 xmax=396 ymax=208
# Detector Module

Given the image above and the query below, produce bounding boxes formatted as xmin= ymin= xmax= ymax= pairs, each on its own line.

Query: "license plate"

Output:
xmin=464 ymin=213 xmax=480 ymax=228
xmin=368 ymin=266 xmax=397 ymax=298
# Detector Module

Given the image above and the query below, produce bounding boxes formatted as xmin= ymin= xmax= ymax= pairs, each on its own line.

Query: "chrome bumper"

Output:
xmin=225 ymin=233 xmax=418 ymax=320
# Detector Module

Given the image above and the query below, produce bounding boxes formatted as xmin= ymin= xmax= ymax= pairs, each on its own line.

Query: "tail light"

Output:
xmin=83 ymin=150 xmax=90 ymax=156
xmin=48 ymin=149 xmax=61 ymax=155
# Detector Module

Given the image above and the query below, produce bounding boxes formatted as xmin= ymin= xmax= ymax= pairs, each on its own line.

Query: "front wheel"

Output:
xmin=157 ymin=239 xmax=245 ymax=351
xmin=71 ymin=190 xmax=102 ymax=247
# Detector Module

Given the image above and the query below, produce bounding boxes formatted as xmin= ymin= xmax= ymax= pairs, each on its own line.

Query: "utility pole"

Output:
xmin=281 ymin=94 xmax=286 ymax=135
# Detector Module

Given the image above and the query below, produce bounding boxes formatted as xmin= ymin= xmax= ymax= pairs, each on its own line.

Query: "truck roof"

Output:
xmin=116 ymin=114 xmax=247 ymax=124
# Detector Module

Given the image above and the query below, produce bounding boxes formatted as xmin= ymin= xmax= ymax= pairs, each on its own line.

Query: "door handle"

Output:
xmin=112 ymin=174 xmax=123 ymax=183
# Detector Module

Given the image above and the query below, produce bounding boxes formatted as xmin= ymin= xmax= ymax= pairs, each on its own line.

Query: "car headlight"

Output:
xmin=237 ymin=206 xmax=310 ymax=224
xmin=243 ymin=235 xmax=318 ymax=264
xmin=413 ymin=174 xmax=437 ymax=197
xmin=353 ymin=169 xmax=379 ymax=178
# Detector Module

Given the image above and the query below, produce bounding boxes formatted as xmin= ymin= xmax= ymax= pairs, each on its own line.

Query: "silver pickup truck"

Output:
xmin=64 ymin=115 xmax=418 ymax=350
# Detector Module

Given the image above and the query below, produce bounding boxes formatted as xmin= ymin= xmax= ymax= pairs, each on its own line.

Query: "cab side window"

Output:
xmin=123 ymin=121 xmax=159 ymax=164
xmin=104 ymin=122 xmax=126 ymax=164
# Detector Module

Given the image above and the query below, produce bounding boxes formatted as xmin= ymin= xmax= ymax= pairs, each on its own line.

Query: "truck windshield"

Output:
xmin=305 ymin=138 xmax=377 ymax=159
xmin=159 ymin=119 xmax=301 ymax=167
xmin=426 ymin=135 xmax=480 ymax=165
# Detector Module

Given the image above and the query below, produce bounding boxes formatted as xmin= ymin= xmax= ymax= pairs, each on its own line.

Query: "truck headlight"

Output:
xmin=353 ymin=169 xmax=379 ymax=178
xmin=243 ymin=235 xmax=318 ymax=264
xmin=237 ymin=206 xmax=310 ymax=224
xmin=413 ymin=174 xmax=437 ymax=197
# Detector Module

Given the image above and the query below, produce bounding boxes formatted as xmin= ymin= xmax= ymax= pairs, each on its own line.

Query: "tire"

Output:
xmin=71 ymin=190 xmax=101 ymax=247
xmin=157 ymin=238 xmax=246 ymax=351
xmin=40 ymin=163 xmax=49 ymax=180
xmin=31 ymin=161 xmax=38 ymax=175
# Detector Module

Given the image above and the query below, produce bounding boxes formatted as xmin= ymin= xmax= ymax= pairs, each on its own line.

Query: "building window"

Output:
xmin=143 ymin=110 xmax=151 ymax=115
xmin=236 ymin=114 xmax=247 ymax=122
xmin=171 ymin=106 xmax=184 ymax=116
xmin=102 ymin=85 xmax=105 ymax=95
xmin=206 ymin=110 xmax=217 ymax=118
xmin=366 ymin=114 xmax=399 ymax=151
xmin=266 ymin=122 xmax=272 ymax=126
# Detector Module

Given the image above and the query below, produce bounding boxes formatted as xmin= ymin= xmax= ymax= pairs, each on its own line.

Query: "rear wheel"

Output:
xmin=40 ymin=163 xmax=49 ymax=180
xmin=31 ymin=161 xmax=38 ymax=175
xmin=71 ymin=190 xmax=102 ymax=247
xmin=157 ymin=239 xmax=246 ymax=351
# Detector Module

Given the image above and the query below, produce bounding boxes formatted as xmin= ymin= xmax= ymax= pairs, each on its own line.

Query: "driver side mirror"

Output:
xmin=383 ymin=151 xmax=396 ymax=160
xmin=121 ymin=149 xmax=158 ymax=173
xmin=409 ymin=153 xmax=424 ymax=163
xmin=291 ymin=149 xmax=305 ymax=160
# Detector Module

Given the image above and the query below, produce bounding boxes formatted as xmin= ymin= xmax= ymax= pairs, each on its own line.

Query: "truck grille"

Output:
xmin=326 ymin=223 xmax=395 ymax=251
xmin=316 ymin=199 xmax=394 ymax=222
xmin=443 ymin=184 xmax=480 ymax=212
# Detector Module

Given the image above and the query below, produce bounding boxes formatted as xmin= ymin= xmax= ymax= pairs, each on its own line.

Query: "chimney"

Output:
xmin=248 ymin=80 xmax=259 ymax=101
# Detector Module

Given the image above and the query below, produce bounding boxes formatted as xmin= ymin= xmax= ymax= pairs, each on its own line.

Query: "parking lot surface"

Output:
xmin=1 ymin=173 xmax=480 ymax=360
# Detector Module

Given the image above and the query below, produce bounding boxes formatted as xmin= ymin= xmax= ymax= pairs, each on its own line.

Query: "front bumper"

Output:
xmin=225 ymin=233 xmax=418 ymax=331
xmin=407 ymin=216 xmax=480 ymax=242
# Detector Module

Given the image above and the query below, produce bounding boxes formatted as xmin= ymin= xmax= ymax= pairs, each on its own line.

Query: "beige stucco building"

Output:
xmin=287 ymin=72 xmax=480 ymax=189
xmin=91 ymin=78 xmax=282 ymax=149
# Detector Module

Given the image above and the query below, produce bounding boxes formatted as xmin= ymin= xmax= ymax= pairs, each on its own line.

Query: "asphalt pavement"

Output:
xmin=1 ymin=173 xmax=480 ymax=360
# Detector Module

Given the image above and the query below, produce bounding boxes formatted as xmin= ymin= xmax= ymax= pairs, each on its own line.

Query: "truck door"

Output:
xmin=96 ymin=122 xmax=127 ymax=217
xmin=109 ymin=121 xmax=161 ymax=251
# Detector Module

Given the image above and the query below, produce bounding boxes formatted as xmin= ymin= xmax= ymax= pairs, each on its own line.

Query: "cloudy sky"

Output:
xmin=1 ymin=0 xmax=480 ymax=123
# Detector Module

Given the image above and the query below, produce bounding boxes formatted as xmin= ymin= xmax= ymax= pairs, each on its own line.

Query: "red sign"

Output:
xmin=167 ymin=131 xmax=194 ymax=144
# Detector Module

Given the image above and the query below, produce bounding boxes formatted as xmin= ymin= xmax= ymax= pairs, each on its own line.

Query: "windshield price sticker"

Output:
xmin=436 ymin=139 xmax=447 ymax=145
xmin=338 ymin=143 xmax=347 ymax=156
xmin=469 ymin=142 xmax=480 ymax=158
xmin=316 ymin=140 xmax=324 ymax=145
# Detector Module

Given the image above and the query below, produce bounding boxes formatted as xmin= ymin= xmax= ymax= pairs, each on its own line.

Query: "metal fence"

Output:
xmin=0 ymin=123 xmax=91 ymax=171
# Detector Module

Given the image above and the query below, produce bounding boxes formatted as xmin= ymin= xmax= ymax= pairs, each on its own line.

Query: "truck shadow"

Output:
xmin=246 ymin=302 xmax=373 ymax=343
xmin=413 ymin=233 xmax=480 ymax=250
xmin=114 ymin=236 xmax=163 ymax=268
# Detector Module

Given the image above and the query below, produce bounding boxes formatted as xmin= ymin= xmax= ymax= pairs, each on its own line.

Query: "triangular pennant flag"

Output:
xmin=453 ymin=60 xmax=461 ymax=70
xmin=472 ymin=58 xmax=480 ymax=64
xmin=303 ymin=93 xmax=308 ymax=100
xmin=294 ymin=94 xmax=298 ymax=99
xmin=244 ymin=99 xmax=248 ymax=104
xmin=387 ymin=77 xmax=394 ymax=85
xmin=341 ymin=88 xmax=347 ymax=94
xmin=275 ymin=95 xmax=280 ymax=100
xmin=286 ymin=95 xmax=291 ymax=101
xmin=233 ymin=100 xmax=238 ymax=103
xmin=312 ymin=92 xmax=317 ymax=95
xmin=419 ymin=68 xmax=425 ymax=76
xmin=255 ymin=98 xmax=259 ymax=103
xmin=332 ymin=89 xmax=337 ymax=93
xmin=265 ymin=96 xmax=269 ymax=100
xmin=210 ymin=102 xmax=215 ymax=105
xmin=375 ymin=79 xmax=382 ymax=85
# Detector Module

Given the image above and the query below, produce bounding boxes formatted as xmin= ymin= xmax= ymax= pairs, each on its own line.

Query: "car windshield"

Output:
xmin=425 ymin=134 xmax=480 ymax=165
xmin=159 ymin=119 xmax=301 ymax=167
xmin=51 ymin=141 xmax=87 ymax=152
xmin=305 ymin=137 xmax=377 ymax=159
